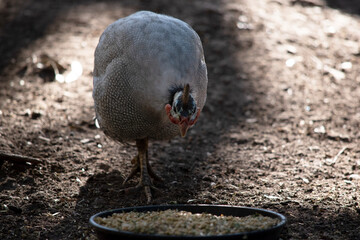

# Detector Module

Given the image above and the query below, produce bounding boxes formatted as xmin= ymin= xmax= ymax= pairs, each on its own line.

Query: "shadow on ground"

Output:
xmin=266 ymin=204 xmax=360 ymax=239
xmin=0 ymin=0 xmax=137 ymax=79
xmin=0 ymin=0 xmax=64 ymax=76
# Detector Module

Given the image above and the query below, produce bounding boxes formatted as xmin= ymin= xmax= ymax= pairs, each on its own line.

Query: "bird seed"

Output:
xmin=94 ymin=209 xmax=279 ymax=236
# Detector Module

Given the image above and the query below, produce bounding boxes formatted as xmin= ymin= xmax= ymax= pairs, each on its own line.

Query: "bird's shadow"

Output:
xmin=78 ymin=144 xmax=208 ymax=206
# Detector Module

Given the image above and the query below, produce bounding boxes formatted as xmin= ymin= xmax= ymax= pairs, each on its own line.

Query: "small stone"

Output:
xmin=344 ymin=180 xmax=353 ymax=184
xmin=80 ymin=138 xmax=92 ymax=144
xmin=264 ymin=195 xmax=281 ymax=200
xmin=246 ymin=118 xmax=257 ymax=123
xmin=314 ymin=125 xmax=326 ymax=134
xmin=349 ymin=174 xmax=360 ymax=180
xmin=302 ymin=178 xmax=310 ymax=184
xmin=286 ymin=58 xmax=296 ymax=67
xmin=286 ymin=45 xmax=297 ymax=54
xmin=340 ymin=62 xmax=352 ymax=70
xmin=324 ymin=65 xmax=345 ymax=81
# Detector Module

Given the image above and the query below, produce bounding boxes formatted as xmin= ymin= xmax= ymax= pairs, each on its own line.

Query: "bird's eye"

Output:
xmin=175 ymin=103 xmax=181 ymax=113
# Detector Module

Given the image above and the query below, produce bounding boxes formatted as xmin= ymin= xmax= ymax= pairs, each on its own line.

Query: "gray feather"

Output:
xmin=93 ymin=11 xmax=208 ymax=141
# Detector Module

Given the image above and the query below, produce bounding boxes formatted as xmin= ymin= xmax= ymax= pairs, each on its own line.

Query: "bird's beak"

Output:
xmin=179 ymin=118 xmax=190 ymax=137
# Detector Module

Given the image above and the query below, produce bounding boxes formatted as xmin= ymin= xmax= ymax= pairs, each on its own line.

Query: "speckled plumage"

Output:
xmin=93 ymin=11 xmax=208 ymax=142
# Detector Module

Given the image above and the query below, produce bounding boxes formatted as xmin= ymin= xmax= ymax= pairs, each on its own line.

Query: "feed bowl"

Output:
xmin=89 ymin=204 xmax=286 ymax=240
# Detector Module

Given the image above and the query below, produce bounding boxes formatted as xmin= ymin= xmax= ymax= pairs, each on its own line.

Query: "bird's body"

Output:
xmin=93 ymin=11 xmax=208 ymax=202
xmin=93 ymin=11 xmax=207 ymax=142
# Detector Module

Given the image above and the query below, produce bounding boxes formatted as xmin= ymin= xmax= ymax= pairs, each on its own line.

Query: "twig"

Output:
xmin=0 ymin=152 xmax=42 ymax=165
xmin=327 ymin=147 xmax=347 ymax=166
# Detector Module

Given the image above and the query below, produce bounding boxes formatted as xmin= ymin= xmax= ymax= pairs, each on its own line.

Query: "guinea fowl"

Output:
xmin=93 ymin=11 xmax=208 ymax=203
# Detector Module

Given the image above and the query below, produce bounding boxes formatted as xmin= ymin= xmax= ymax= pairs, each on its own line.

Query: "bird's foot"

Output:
xmin=121 ymin=154 xmax=162 ymax=203
xmin=121 ymin=180 xmax=161 ymax=204
xmin=122 ymin=155 xmax=163 ymax=185
xmin=121 ymin=166 xmax=162 ymax=204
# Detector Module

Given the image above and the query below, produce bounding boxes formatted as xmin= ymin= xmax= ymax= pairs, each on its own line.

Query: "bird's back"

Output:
xmin=93 ymin=11 xmax=207 ymax=141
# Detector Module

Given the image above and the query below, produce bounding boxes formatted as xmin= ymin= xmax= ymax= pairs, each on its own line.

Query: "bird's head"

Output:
xmin=165 ymin=84 xmax=200 ymax=137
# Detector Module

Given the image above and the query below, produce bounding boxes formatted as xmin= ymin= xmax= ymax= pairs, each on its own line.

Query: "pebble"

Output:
xmin=349 ymin=174 xmax=360 ymax=180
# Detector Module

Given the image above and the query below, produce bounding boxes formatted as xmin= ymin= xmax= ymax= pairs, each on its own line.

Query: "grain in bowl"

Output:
xmin=94 ymin=209 xmax=280 ymax=236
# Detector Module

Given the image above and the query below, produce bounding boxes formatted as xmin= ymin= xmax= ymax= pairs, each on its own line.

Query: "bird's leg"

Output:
xmin=138 ymin=138 xmax=152 ymax=203
xmin=145 ymin=150 xmax=163 ymax=182
xmin=122 ymin=138 xmax=161 ymax=203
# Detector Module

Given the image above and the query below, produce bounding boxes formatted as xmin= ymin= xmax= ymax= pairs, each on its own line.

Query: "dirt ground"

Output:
xmin=0 ymin=0 xmax=359 ymax=239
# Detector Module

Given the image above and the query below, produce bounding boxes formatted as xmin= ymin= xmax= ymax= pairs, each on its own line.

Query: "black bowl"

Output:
xmin=89 ymin=204 xmax=286 ymax=240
